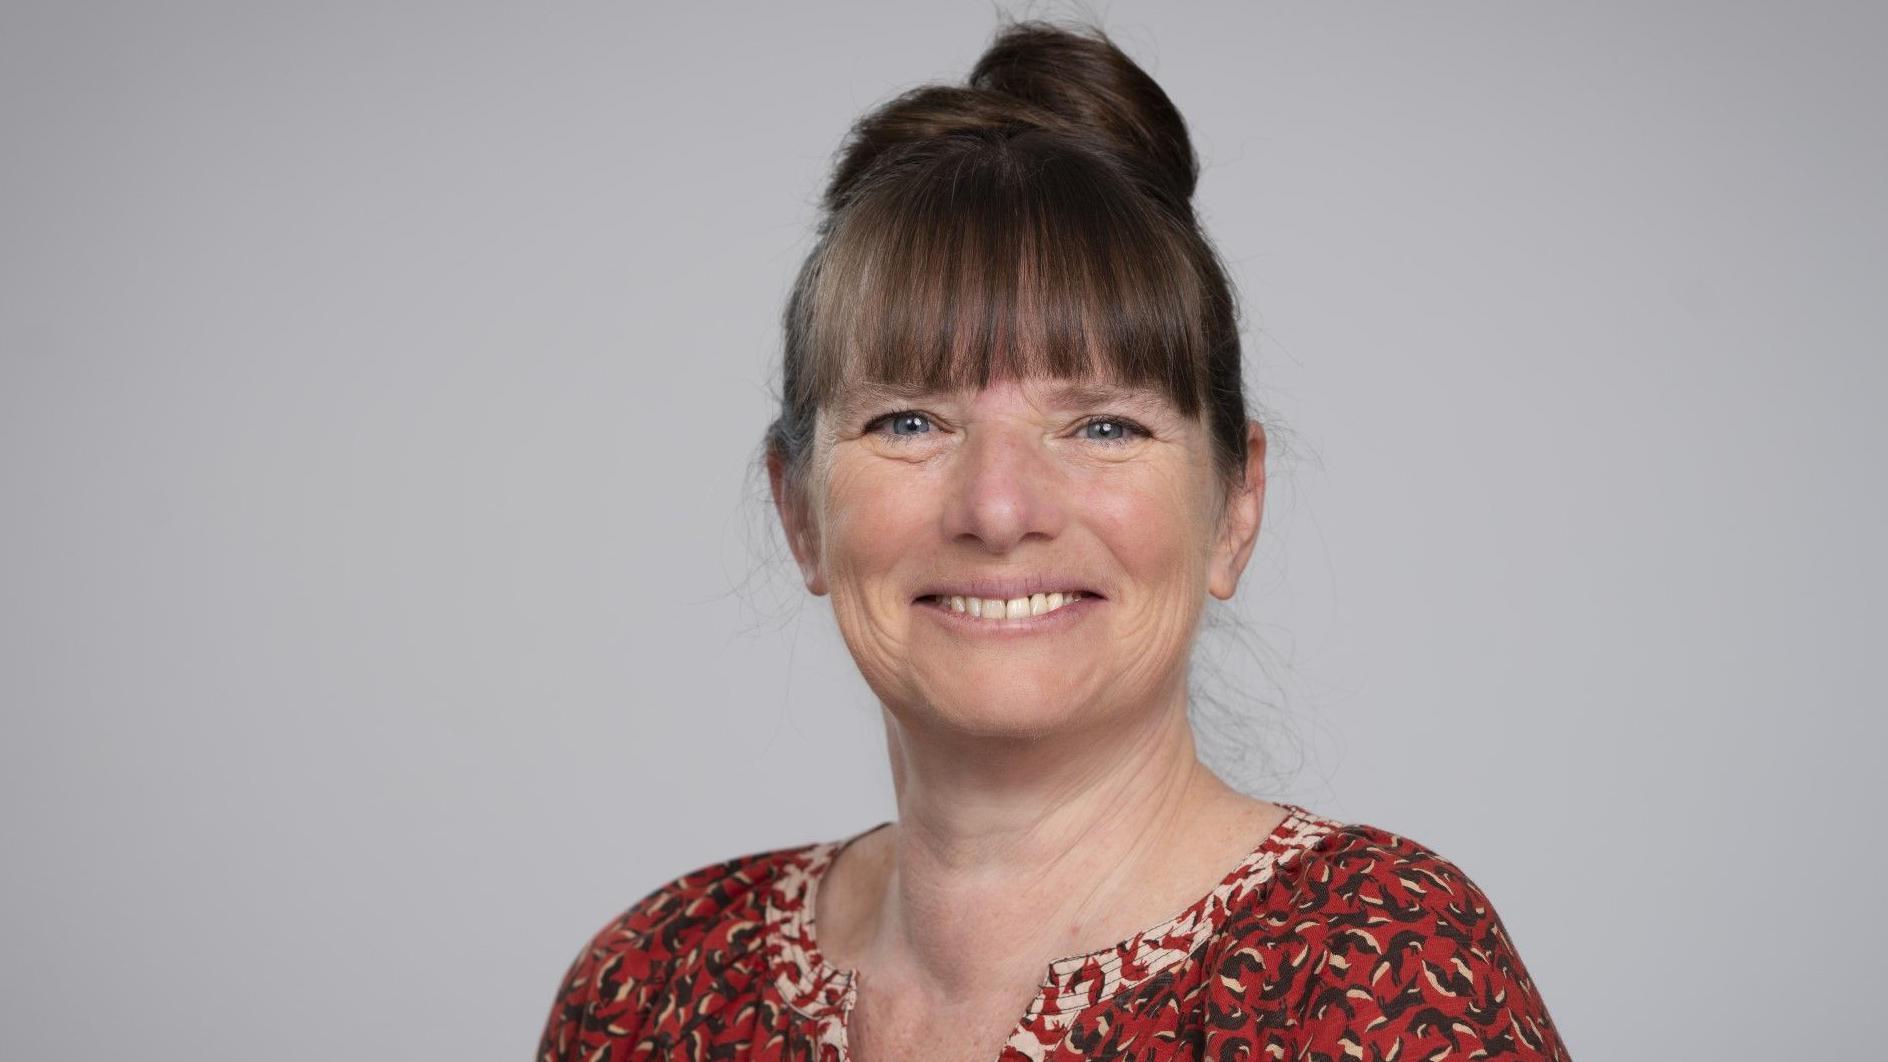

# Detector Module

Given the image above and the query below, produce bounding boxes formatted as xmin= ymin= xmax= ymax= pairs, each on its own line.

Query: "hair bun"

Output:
xmin=824 ymin=20 xmax=1200 ymax=219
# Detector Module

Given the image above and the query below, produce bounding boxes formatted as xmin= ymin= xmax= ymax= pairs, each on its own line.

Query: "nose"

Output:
xmin=938 ymin=419 xmax=1068 ymax=553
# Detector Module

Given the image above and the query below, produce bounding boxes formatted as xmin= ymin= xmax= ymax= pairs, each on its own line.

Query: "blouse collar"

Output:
xmin=763 ymin=802 xmax=1342 ymax=1021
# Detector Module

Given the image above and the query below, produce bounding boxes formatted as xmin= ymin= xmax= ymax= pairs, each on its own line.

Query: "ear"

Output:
xmin=1207 ymin=420 xmax=1268 ymax=601
xmin=767 ymin=446 xmax=828 ymax=596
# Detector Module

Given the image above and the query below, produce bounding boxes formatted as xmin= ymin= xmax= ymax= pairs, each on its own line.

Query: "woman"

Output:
xmin=539 ymin=19 xmax=1570 ymax=1062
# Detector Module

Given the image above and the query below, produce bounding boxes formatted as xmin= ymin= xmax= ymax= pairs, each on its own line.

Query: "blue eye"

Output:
xmin=866 ymin=410 xmax=934 ymax=441
xmin=1080 ymin=418 xmax=1147 ymax=444
xmin=864 ymin=411 xmax=1149 ymax=445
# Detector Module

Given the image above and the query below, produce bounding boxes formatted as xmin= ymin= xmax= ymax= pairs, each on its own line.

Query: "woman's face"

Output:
xmin=771 ymin=374 xmax=1266 ymax=739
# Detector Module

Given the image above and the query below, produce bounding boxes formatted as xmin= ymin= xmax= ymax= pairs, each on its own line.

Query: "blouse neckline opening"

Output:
xmin=765 ymin=802 xmax=1342 ymax=1021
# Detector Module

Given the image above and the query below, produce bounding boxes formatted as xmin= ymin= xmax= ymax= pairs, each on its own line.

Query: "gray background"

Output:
xmin=3 ymin=2 xmax=1881 ymax=1058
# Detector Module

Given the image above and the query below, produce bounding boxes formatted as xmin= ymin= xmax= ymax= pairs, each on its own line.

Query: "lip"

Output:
xmin=911 ymin=579 xmax=1105 ymax=603
xmin=914 ymin=593 xmax=1101 ymax=635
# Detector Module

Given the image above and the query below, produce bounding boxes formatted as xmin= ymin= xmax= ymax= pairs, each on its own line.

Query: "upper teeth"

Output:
xmin=934 ymin=591 xmax=1084 ymax=619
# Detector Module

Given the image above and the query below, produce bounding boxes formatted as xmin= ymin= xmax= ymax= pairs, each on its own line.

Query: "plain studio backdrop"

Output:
xmin=3 ymin=2 xmax=1881 ymax=1058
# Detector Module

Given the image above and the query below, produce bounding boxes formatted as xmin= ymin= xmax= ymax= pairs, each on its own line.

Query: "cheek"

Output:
xmin=816 ymin=457 xmax=937 ymax=697
xmin=1081 ymin=466 xmax=1214 ymax=588
xmin=820 ymin=457 xmax=932 ymax=593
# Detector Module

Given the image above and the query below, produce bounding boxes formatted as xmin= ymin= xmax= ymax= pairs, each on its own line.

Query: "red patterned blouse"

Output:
xmin=536 ymin=803 xmax=1571 ymax=1060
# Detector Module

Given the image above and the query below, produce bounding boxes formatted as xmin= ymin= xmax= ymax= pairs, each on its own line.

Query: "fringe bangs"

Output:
xmin=794 ymin=134 xmax=1215 ymax=421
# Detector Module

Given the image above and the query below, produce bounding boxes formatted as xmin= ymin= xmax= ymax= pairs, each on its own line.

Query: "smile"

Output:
xmin=921 ymin=591 xmax=1086 ymax=619
xmin=915 ymin=591 xmax=1100 ymax=634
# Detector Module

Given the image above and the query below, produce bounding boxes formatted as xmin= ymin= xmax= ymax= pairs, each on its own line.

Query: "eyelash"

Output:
xmin=863 ymin=410 xmax=1151 ymax=446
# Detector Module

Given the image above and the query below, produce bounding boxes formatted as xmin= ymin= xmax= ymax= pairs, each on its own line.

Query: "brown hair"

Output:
xmin=765 ymin=18 xmax=1251 ymax=510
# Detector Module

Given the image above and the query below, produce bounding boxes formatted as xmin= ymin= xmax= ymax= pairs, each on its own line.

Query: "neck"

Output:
xmin=850 ymin=680 xmax=1240 ymax=1002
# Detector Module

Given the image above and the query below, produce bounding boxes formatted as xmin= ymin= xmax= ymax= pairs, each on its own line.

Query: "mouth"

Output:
xmin=915 ymin=590 xmax=1097 ymax=621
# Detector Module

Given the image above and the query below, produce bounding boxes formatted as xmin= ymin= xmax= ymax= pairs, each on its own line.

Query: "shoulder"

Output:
xmin=1257 ymin=818 xmax=1571 ymax=1058
xmin=557 ymin=839 xmax=814 ymax=983
xmin=1277 ymin=819 xmax=1505 ymax=925
xmin=583 ymin=841 xmax=810 ymax=958
xmin=1269 ymin=818 xmax=1530 ymax=976
xmin=535 ymin=838 xmax=821 ymax=1062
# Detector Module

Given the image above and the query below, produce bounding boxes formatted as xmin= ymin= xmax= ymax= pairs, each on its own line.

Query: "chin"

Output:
xmin=913 ymin=674 xmax=1091 ymax=737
